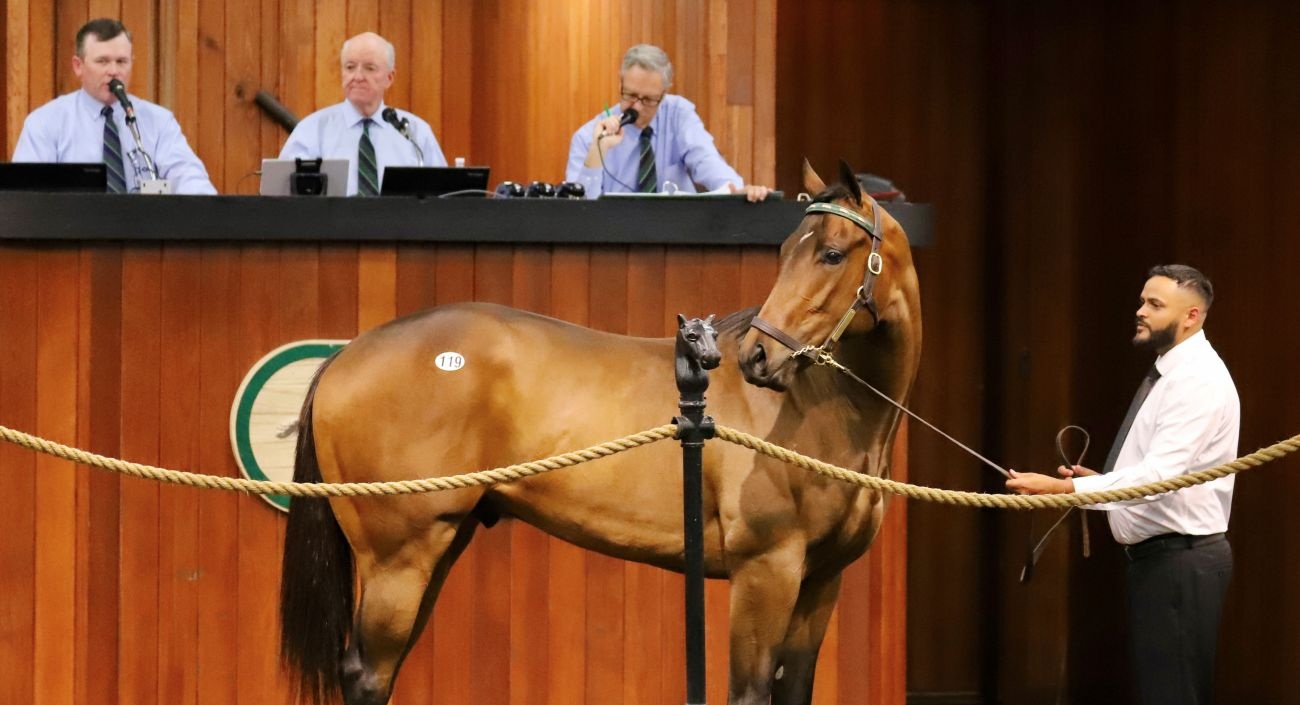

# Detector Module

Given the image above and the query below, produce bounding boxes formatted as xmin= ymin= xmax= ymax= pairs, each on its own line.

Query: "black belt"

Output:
xmin=1123 ymin=532 xmax=1226 ymax=561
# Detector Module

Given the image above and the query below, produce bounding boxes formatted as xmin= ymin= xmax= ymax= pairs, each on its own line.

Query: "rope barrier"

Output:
xmin=1 ymin=422 xmax=1297 ymax=508
xmin=713 ymin=426 xmax=1300 ymax=509
xmin=0 ymin=423 xmax=677 ymax=498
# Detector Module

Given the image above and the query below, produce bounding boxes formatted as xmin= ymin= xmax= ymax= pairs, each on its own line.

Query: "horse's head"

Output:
xmin=677 ymin=313 xmax=722 ymax=370
xmin=739 ymin=159 xmax=917 ymax=391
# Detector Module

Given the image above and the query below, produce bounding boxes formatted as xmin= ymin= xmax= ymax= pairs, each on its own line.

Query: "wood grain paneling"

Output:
xmin=3 ymin=0 xmax=775 ymax=192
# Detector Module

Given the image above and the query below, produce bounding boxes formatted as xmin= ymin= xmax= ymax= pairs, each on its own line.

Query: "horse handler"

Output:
xmin=1006 ymin=264 xmax=1239 ymax=705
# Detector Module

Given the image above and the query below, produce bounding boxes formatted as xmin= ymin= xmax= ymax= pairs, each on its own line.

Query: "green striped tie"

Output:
xmin=637 ymin=126 xmax=657 ymax=193
xmin=102 ymin=106 xmax=126 ymax=194
xmin=358 ymin=118 xmax=379 ymax=197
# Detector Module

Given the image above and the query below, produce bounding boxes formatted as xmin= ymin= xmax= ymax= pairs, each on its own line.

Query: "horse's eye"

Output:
xmin=686 ymin=333 xmax=699 ymax=342
xmin=821 ymin=249 xmax=845 ymax=265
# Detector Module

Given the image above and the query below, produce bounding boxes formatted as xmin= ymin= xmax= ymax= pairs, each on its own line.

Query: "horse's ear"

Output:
xmin=677 ymin=313 xmax=687 ymax=329
xmin=838 ymin=159 xmax=863 ymax=206
xmin=705 ymin=314 xmax=715 ymax=325
xmin=802 ymin=158 xmax=826 ymax=195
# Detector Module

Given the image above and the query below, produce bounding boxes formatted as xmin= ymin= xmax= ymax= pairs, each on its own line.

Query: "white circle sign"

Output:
xmin=436 ymin=352 xmax=465 ymax=371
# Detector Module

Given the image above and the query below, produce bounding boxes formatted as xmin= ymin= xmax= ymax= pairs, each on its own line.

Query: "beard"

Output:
xmin=1132 ymin=319 xmax=1176 ymax=352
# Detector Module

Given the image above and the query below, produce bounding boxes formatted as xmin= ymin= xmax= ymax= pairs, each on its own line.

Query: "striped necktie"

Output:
xmin=1102 ymin=364 xmax=1162 ymax=473
xmin=637 ymin=126 xmax=657 ymax=193
xmin=358 ymin=118 xmax=380 ymax=197
xmin=102 ymin=106 xmax=126 ymax=193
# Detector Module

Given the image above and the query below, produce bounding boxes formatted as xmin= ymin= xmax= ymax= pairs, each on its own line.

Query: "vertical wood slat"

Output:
xmin=81 ymin=247 xmax=123 ymax=705
xmin=195 ymin=248 xmax=240 ymax=705
xmin=118 ymin=246 xmax=162 ymax=705
xmin=235 ymin=244 xmax=286 ymax=705
xmin=156 ymin=246 xmax=203 ymax=705
xmin=0 ymin=247 xmax=39 ymax=705
xmin=33 ymin=249 xmax=79 ymax=705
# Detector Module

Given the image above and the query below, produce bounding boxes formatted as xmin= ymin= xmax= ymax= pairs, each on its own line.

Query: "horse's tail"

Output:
xmin=280 ymin=351 xmax=352 ymax=705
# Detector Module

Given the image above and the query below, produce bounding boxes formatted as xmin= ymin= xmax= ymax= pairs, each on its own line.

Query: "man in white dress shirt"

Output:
xmin=278 ymin=32 xmax=446 ymax=196
xmin=12 ymin=18 xmax=216 ymax=195
xmin=1008 ymin=264 xmax=1239 ymax=705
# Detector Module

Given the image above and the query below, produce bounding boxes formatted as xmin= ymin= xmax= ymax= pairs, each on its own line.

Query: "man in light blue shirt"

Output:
xmin=566 ymin=44 xmax=771 ymax=202
xmin=279 ymin=32 xmax=447 ymax=197
xmin=12 ymin=18 xmax=216 ymax=195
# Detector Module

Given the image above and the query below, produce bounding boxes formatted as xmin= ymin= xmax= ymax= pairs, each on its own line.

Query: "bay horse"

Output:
xmin=280 ymin=160 xmax=923 ymax=705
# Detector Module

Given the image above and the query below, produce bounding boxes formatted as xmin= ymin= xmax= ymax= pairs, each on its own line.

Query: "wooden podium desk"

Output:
xmin=0 ymin=193 xmax=920 ymax=705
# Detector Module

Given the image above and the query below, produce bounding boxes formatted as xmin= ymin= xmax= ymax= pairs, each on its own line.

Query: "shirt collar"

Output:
xmin=78 ymin=88 xmax=116 ymax=119
xmin=1154 ymin=328 xmax=1207 ymax=376
xmin=344 ymin=100 xmax=388 ymax=128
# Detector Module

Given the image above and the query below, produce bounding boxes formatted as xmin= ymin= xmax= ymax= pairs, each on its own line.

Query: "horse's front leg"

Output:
xmin=771 ymin=570 xmax=844 ymax=705
xmin=726 ymin=540 xmax=805 ymax=705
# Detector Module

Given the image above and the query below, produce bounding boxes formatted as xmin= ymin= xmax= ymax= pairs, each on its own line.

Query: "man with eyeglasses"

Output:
xmin=565 ymin=44 xmax=771 ymax=202
xmin=278 ymin=32 xmax=446 ymax=196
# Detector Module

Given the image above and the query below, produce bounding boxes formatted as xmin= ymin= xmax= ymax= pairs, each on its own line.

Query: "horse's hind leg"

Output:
xmin=340 ymin=515 xmax=479 ymax=705
xmin=770 ymin=571 xmax=844 ymax=705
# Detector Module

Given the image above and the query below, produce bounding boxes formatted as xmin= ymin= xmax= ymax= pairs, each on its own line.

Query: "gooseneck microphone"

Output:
xmin=107 ymin=78 xmax=160 ymax=184
xmin=381 ymin=107 xmax=424 ymax=167
xmin=108 ymin=78 xmax=136 ymax=123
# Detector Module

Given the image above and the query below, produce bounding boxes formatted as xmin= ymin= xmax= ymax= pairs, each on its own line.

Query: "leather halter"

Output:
xmin=750 ymin=199 xmax=885 ymax=360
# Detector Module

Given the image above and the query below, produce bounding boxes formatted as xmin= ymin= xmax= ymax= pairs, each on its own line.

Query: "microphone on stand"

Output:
xmin=107 ymin=78 xmax=165 ymax=189
xmin=108 ymin=78 xmax=136 ymax=123
xmin=382 ymin=107 xmax=424 ymax=167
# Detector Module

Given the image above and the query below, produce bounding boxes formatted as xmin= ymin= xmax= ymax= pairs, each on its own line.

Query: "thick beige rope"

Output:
xmin=0 ymin=423 xmax=676 ymax=498
xmin=2 ymin=421 xmax=1296 ymax=508
xmin=713 ymin=425 xmax=1300 ymax=509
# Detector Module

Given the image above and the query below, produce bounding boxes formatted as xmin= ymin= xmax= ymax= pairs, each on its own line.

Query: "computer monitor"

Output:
xmin=259 ymin=158 xmax=350 ymax=196
xmin=380 ymin=166 xmax=490 ymax=198
xmin=0 ymin=162 xmax=108 ymax=192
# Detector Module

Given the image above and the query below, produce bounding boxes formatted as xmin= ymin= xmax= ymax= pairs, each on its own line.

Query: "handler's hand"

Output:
xmin=1006 ymin=469 xmax=1074 ymax=495
xmin=1058 ymin=464 xmax=1098 ymax=478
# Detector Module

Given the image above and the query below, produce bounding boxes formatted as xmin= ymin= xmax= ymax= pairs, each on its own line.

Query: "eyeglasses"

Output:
xmin=620 ymin=88 xmax=665 ymax=108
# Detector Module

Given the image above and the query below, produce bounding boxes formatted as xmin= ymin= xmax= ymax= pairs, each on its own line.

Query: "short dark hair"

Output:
xmin=76 ymin=19 xmax=131 ymax=57
xmin=1148 ymin=264 xmax=1214 ymax=310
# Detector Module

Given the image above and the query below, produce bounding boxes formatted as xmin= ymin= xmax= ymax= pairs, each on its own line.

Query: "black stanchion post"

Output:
xmin=673 ymin=315 xmax=719 ymax=705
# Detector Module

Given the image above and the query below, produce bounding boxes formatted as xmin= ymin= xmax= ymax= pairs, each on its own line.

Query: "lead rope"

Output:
xmin=802 ymin=349 xmax=1011 ymax=478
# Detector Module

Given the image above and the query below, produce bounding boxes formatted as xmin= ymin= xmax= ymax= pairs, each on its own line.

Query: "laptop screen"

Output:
xmin=380 ymin=167 xmax=490 ymax=198
xmin=0 ymin=162 xmax=108 ymax=192
xmin=259 ymin=159 xmax=351 ymax=196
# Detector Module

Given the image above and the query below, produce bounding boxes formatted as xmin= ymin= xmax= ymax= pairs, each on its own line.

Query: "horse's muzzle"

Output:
xmin=738 ymin=335 xmax=798 ymax=391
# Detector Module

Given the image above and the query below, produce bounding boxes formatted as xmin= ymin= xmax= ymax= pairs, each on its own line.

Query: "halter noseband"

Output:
xmin=750 ymin=199 xmax=885 ymax=361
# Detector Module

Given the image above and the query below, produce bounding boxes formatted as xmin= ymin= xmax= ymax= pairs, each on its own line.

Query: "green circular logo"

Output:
xmin=229 ymin=340 xmax=347 ymax=512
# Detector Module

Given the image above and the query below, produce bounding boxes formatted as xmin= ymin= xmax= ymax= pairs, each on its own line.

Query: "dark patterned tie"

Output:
xmin=636 ymin=126 xmax=657 ymax=193
xmin=102 ymin=106 xmax=126 ymax=194
xmin=357 ymin=118 xmax=380 ymax=197
xmin=1102 ymin=364 xmax=1162 ymax=473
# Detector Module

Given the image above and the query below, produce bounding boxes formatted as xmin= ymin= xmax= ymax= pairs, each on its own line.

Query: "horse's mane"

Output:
xmin=714 ymin=306 xmax=759 ymax=340
xmin=813 ymin=184 xmax=858 ymax=205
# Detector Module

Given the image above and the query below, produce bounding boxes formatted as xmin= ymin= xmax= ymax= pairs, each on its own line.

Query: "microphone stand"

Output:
xmin=399 ymin=123 xmax=425 ymax=167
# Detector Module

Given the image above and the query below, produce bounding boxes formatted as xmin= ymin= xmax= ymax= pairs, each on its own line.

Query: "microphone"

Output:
xmin=108 ymin=79 xmax=135 ymax=123
xmin=254 ymin=90 xmax=299 ymax=133
xmin=381 ymin=107 xmax=424 ymax=167
xmin=618 ymin=108 xmax=639 ymax=128
xmin=381 ymin=107 xmax=410 ymax=136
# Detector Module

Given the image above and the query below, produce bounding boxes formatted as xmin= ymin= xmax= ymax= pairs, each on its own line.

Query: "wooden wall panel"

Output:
xmin=3 ymin=0 xmax=774 ymax=192
xmin=778 ymin=1 xmax=1300 ymax=703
